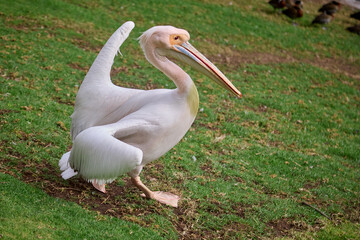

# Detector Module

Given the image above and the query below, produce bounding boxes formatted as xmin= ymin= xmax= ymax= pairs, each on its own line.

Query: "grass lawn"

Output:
xmin=1 ymin=0 xmax=359 ymax=239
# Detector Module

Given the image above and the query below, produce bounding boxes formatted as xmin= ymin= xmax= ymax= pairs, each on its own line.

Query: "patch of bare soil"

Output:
xmin=70 ymin=38 xmax=102 ymax=53
xmin=211 ymin=50 xmax=360 ymax=80
xmin=343 ymin=200 xmax=360 ymax=223
xmin=68 ymin=63 xmax=90 ymax=73
xmin=267 ymin=217 xmax=309 ymax=237
xmin=0 ymin=109 xmax=19 ymax=115
xmin=303 ymin=180 xmax=322 ymax=190
xmin=211 ymin=51 xmax=295 ymax=70
xmin=307 ymin=56 xmax=360 ymax=80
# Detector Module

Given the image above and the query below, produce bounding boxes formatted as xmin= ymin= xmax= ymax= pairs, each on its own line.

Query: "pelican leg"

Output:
xmin=131 ymin=176 xmax=179 ymax=207
xmin=92 ymin=180 xmax=106 ymax=193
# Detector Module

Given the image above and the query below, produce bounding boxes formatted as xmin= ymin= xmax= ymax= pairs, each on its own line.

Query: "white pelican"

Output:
xmin=59 ymin=21 xmax=241 ymax=207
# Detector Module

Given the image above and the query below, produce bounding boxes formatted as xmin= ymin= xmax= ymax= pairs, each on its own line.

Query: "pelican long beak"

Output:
xmin=172 ymin=42 xmax=241 ymax=98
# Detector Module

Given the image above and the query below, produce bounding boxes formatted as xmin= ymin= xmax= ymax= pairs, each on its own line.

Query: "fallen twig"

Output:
xmin=301 ymin=201 xmax=332 ymax=220
xmin=101 ymin=195 xmax=110 ymax=204
xmin=57 ymin=187 xmax=84 ymax=192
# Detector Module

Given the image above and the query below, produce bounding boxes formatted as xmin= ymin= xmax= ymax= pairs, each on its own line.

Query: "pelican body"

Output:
xmin=59 ymin=21 xmax=241 ymax=207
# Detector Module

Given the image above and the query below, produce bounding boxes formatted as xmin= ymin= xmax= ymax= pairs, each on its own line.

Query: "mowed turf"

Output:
xmin=0 ymin=0 xmax=359 ymax=239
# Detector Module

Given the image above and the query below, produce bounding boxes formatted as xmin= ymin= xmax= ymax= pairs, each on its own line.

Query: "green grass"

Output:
xmin=0 ymin=173 xmax=163 ymax=239
xmin=1 ymin=0 xmax=359 ymax=239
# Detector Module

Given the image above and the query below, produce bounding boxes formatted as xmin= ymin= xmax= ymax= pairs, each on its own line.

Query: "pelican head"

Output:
xmin=139 ymin=26 xmax=241 ymax=98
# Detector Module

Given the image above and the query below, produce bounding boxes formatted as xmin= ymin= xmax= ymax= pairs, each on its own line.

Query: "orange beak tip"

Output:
xmin=233 ymin=93 xmax=242 ymax=99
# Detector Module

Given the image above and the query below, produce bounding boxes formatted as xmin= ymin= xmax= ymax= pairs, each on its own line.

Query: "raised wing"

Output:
xmin=86 ymin=21 xmax=135 ymax=83
xmin=70 ymin=21 xmax=144 ymax=139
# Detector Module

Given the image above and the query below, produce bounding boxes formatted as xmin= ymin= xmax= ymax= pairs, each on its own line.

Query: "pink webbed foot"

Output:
xmin=92 ymin=181 xmax=106 ymax=193
xmin=141 ymin=191 xmax=180 ymax=208
xmin=131 ymin=176 xmax=180 ymax=207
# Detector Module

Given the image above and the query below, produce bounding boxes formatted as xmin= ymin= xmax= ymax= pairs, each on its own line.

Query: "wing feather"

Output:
xmin=69 ymin=120 xmax=148 ymax=183
xmin=70 ymin=21 xmax=141 ymax=139
xmin=86 ymin=21 xmax=135 ymax=82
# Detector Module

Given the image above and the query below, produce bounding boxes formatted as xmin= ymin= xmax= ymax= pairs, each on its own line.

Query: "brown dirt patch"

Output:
xmin=267 ymin=217 xmax=309 ymax=237
xmin=173 ymin=199 xmax=251 ymax=239
xmin=68 ymin=63 xmax=90 ymax=73
xmin=52 ymin=96 xmax=75 ymax=106
xmin=343 ymin=200 xmax=360 ymax=223
xmin=70 ymin=37 xmax=102 ymax=53
xmin=0 ymin=109 xmax=19 ymax=115
xmin=211 ymin=50 xmax=360 ymax=80
xmin=211 ymin=51 xmax=295 ymax=70
xmin=303 ymin=180 xmax=322 ymax=190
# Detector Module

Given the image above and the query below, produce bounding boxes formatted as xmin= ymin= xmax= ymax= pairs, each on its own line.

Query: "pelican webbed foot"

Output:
xmin=141 ymin=191 xmax=180 ymax=208
xmin=92 ymin=180 xmax=106 ymax=193
xmin=131 ymin=176 xmax=180 ymax=207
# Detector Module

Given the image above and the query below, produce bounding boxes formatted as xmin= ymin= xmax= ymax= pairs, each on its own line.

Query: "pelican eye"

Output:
xmin=170 ymin=35 xmax=183 ymax=45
